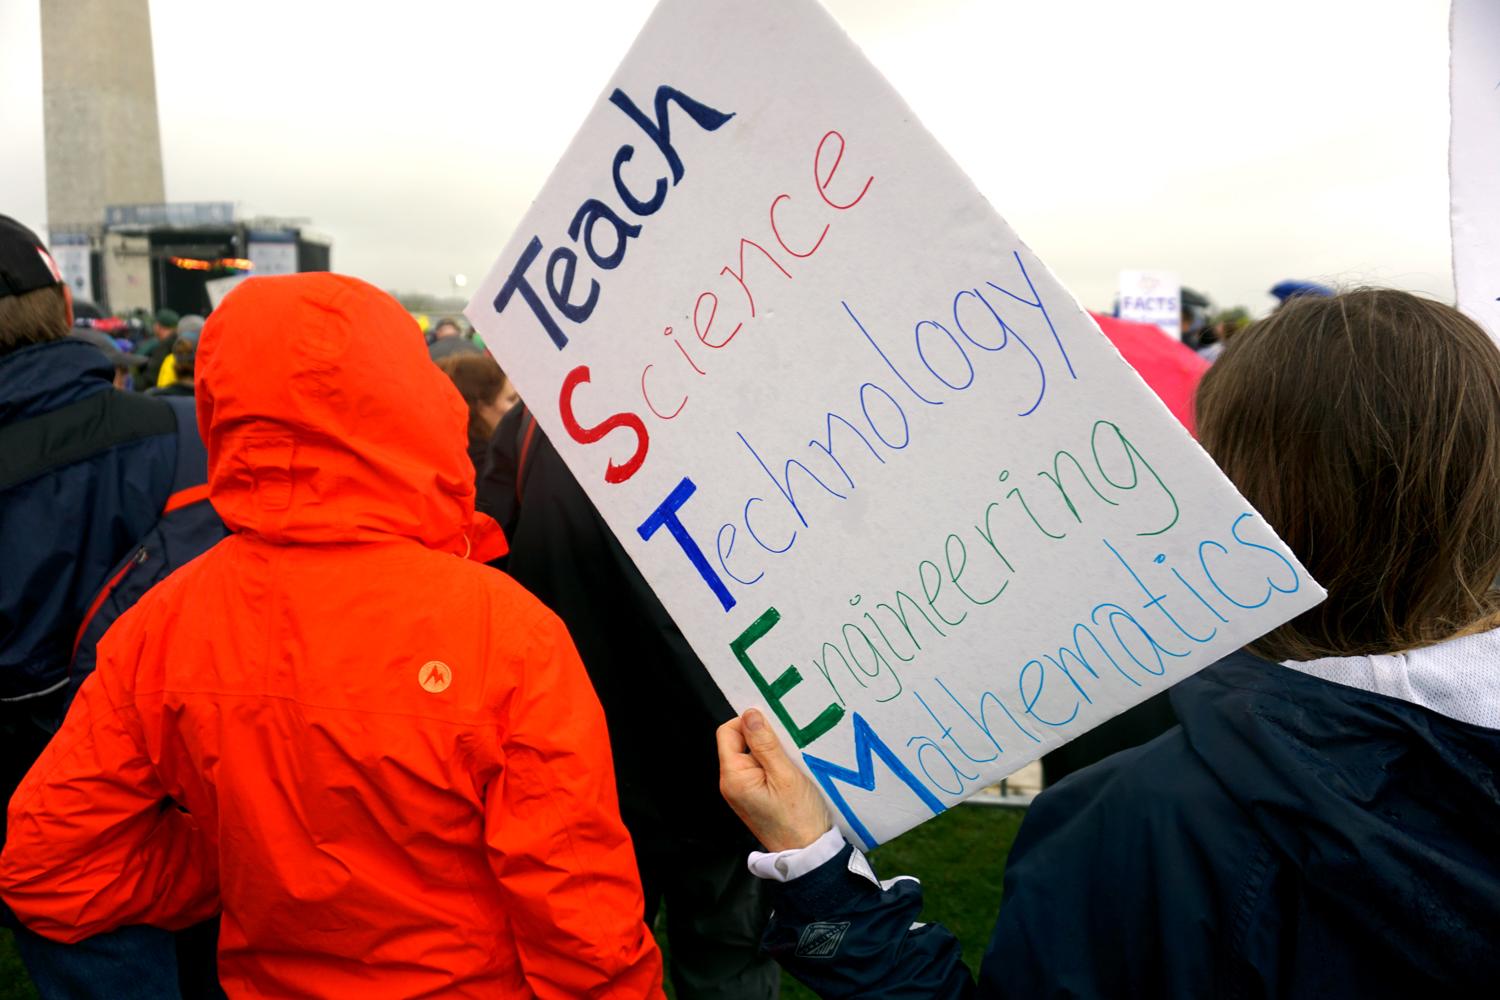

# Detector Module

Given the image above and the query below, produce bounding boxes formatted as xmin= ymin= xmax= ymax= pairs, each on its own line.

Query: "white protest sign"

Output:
xmin=468 ymin=0 xmax=1323 ymax=848
xmin=1451 ymin=0 xmax=1500 ymax=341
xmin=248 ymin=238 xmax=298 ymax=277
xmin=51 ymin=242 xmax=93 ymax=303
xmin=1118 ymin=270 xmax=1181 ymax=341
xmin=206 ymin=274 xmax=249 ymax=310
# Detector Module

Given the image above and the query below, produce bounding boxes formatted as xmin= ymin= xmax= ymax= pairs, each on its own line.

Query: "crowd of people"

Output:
xmin=63 ymin=303 xmax=501 ymax=399
xmin=2 ymin=210 xmax=1497 ymax=999
xmin=1168 ymin=280 xmax=1330 ymax=364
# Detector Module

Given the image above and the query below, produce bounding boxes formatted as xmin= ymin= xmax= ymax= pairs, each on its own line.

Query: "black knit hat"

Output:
xmin=0 ymin=215 xmax=64 ymax=300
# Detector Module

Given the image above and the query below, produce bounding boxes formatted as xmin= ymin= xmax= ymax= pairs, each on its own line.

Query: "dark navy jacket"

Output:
xmin=0 ymin=340 xmax=177 ymax=702
xmin=766 ymin=654 xmax=1500 ymax=998
xmin=479 ymin=405 xmax=751 ymax=848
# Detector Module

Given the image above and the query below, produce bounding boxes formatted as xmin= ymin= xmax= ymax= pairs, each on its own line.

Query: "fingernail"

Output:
xmin=745 ymin=708 xmax=767 ymax=732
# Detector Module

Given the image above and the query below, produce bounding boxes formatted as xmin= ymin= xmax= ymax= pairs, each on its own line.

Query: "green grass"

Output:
xmin=0 ymin=930 xmax=38 ymax=1000
xmin=658 ymin=803 xmax=1025 ymax=999
xmin=0 ymin=805 xmax=1023 ymax=999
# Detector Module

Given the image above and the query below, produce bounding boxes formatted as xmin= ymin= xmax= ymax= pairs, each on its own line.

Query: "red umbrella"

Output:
xmin=1089 ymin=312 xmax=1209 ymax=435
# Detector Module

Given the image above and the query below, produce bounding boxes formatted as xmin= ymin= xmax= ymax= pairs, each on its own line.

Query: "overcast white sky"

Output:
xmin=0 ymin=0 xmax=1455 ymax=314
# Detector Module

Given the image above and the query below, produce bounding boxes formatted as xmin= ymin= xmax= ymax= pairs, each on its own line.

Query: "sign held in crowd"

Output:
xmin=468 ymin=0 xmax=1324 ymax=847
xmin=1450 ymin=0 xmax=1500 ymax=342
xmin=1117 ymin=270 xmax=1182 ymax=340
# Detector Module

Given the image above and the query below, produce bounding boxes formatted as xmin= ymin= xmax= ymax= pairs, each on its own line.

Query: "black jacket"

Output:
xmin=477 ymin=406 xmax=752 ymax=847
xmin=766 ymin=653 xmax=1500 ymax=997
xmin=1 ymin=340 xmax=178 ymax=702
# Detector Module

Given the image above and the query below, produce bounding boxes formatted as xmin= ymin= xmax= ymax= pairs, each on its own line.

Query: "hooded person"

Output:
xmin=0 ymin=273 xmax=665 ymax=998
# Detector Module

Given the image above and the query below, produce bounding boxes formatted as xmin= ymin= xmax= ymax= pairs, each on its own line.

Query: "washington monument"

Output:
xmin=40 ymin=0 xmax=166 ymax=230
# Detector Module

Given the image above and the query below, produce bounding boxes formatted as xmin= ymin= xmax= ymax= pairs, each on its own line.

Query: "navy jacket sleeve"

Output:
xmin=764 ymin=843 xmax=976 ymax=999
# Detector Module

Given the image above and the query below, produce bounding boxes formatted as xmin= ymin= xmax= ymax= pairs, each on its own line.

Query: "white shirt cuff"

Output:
xmin=746 ymin=826 xmax=846 ymax=882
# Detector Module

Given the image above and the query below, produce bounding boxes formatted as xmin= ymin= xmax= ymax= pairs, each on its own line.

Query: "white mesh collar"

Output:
xmin=1282 ymin=626 xmax=1500 ymax=731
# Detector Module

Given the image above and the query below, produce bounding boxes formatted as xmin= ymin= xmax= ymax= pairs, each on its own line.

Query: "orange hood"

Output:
xmin=197 ymin=273 xmax=505 ymax=559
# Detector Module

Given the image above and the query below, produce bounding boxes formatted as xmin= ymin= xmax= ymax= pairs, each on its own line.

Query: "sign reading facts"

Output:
xmin=1450 ymin=0 xmax=1500 ymax=342
xmin=1117 ymin=270 xmax=1182 ymax=341
xmin=468 ymin=0 xmax=1324 ymax=848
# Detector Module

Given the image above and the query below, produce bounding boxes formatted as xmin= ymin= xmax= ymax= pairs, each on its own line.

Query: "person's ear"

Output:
xmin=62 ymin=284 xmax=74 ymax=328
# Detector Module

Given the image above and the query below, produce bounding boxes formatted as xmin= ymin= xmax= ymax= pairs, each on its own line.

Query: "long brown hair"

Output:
xmin=1196 ymin=289 xmax=1500 ymax=661
xmin=435 ymin=353 xmax=507 ymax=448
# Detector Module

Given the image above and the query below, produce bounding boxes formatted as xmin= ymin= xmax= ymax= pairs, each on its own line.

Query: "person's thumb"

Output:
xmin=742 ymin=708 xmax=794 ymax=778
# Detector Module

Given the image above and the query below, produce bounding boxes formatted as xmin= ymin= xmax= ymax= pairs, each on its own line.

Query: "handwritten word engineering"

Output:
xmin=724 ymin=414 xmax=1184 ymax=745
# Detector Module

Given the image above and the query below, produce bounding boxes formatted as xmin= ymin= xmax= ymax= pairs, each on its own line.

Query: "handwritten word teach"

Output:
xmin=493 ymin=84 xmax=735 ymax=353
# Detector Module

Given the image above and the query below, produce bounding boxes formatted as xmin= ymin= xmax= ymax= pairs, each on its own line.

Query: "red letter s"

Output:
xmin=558 ymin=365 xmax=650 ymax=484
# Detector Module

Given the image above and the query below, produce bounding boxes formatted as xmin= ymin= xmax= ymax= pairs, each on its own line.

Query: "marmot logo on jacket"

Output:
xmin=419 ymin=661 xmax=452 ymax=693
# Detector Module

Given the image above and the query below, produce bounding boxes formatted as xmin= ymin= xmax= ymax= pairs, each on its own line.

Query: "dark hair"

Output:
xmin=1196 ymin=289 xmax=1500 ymax=660
xmin=0 ymin=284 xmax=70 ymax=356
xmin=173 ymin=338 xmax=196 ymax=379
xmin=435 ymin=352 xmax=506 ymax=446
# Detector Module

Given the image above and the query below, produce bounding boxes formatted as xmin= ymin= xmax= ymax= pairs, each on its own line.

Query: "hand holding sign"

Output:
xmin=469 ymin=0 xmax=1323 ymax=848
xmin=718 ymin=709 xmax=833 ymax=853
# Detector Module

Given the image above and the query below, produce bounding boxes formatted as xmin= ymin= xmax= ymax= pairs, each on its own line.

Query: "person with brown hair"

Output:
xmin=1197 ymin=290 xmax=1500 ymax=660
xmin=714 ymin=288 xmax=1500 ymax=997
xmin=435 ymin=351 xmax=519 ymax=479
xmin=153 ymin=315 xmax=203 ymax=390
xmin=145 ymin=337 xmax=197 ymax=397
xmin=1 ymin=214 xmax=224 ymax=997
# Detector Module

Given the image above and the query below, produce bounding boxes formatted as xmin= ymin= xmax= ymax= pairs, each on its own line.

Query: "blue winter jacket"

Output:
xmin=0 ymin=339 xmax=177 ymax=702
xmin=765 ymin=653 xmax=1500 ymax=997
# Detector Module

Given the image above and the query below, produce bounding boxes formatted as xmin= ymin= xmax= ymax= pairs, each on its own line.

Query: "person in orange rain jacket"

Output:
xmin=0 ymin=273 xmax=665 ymax=999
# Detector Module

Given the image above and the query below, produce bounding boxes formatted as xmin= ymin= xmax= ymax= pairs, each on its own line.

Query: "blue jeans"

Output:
xmin=10 ymin=918 xmax=225 ymax=1000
